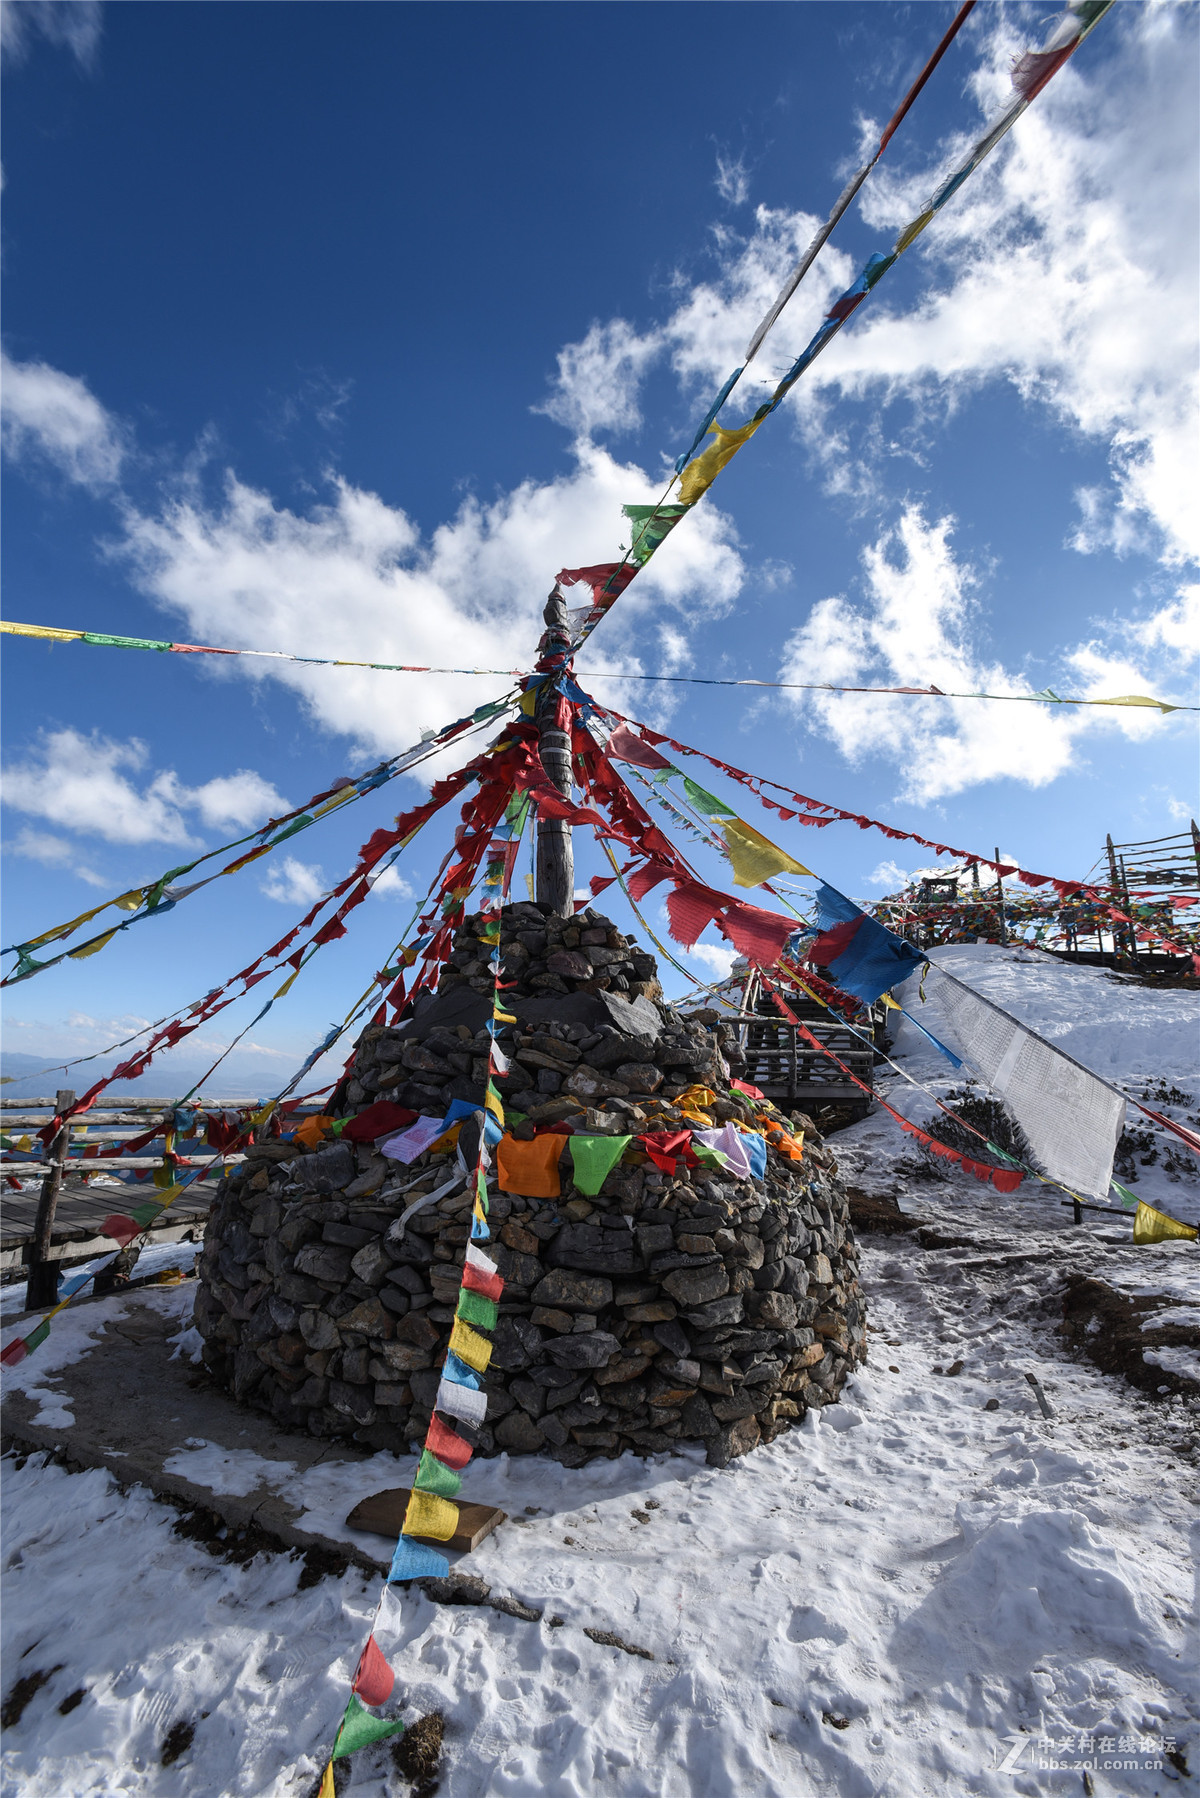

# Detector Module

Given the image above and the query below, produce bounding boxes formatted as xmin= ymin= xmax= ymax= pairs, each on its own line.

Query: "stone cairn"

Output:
xmin=196 ymin=903 xmax=867 ymax=1468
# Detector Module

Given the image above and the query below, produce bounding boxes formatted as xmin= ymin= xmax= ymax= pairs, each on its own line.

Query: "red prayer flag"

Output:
xmin=731 ymin=1078 xmax=765 ymax=1101
xmin=352 ymin=1635 xmax=395 ymax=1707
xmin=426 ymin=1411 xmax=474 ymax=1470
xmin=339 ymin=1102 xmax=418 ymax=1143
xmin=604 ymin=724 xmax=672 ymax=771
xmin=461 ymin=1261 xmax=504 ymax=1303
xmin=100 ymin=1214 xmax=142 ymax=1248
xmin=1 ymin=1336 xmax=29 ymax=1367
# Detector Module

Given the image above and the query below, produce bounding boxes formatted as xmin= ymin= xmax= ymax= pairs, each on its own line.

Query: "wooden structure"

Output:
xmin=735 ymin=988 xmax=886 ymax=1119
xmin=0 ymin=1093 xmax=316 ymax=1286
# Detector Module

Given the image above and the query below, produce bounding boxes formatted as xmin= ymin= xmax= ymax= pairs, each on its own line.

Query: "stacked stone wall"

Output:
xmin=196 ymin=903 xmax=866 ymax=1468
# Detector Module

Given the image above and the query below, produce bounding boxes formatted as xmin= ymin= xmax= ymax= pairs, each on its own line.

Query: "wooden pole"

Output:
xmin=25 ymin=1086 xmax=75 ymax=1310
xmin=535 ymin=586 xmax=575 ymax=917
xmin=1106 ymin=832 xmax=1127 ymax=960
xmin=994 ymin=847 xmax=1007 ymax=945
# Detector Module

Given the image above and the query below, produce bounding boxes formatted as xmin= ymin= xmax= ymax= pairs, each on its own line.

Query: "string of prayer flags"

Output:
xmin=1131 ymin=1203 xmax=1199 ymax=1245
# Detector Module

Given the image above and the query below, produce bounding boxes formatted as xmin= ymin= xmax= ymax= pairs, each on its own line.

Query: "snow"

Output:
xmin=3 ymin=948 xmax=1198 ymax=1795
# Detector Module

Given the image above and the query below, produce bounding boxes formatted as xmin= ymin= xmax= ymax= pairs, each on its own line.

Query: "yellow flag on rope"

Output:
xmin=68 ymin=929 xmax=118 ymax=961
xmin=678 ymin=417 xmax=765 ymax=505
xmin=317 ymin=1761 xmax=335 ymax=1798
xmin=403 ymin=1488 xmax=459 ymax=1541
xmin=1132 ymin=1202 xmax=1198 ymax=1244
xmin=720 ymin=816 xmax=813 ymax=888
xmin=1092 ymin=694 xmax=1181 ymax=714
xmin=448 ymin=1318 xmax=492 ymax=1372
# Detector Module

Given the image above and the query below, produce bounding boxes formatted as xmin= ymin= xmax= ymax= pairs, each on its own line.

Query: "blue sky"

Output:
xmin=2 ymin=0 xmax=1196 ymax=1094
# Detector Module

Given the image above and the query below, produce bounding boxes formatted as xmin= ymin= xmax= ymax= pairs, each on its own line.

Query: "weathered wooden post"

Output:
xmin=994 ymin=847 xmax=1008 ymax=945
xmin=26 ymin=1086 xmax=75 ymax=1309
xmin=535 ymin=586 xmax=575 ymax=917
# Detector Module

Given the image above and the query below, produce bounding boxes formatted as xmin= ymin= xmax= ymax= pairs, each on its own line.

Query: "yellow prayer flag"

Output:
xmin=894 ymin=209 xmax=934 ymax=254
xmin=403 ymin=1488 xmax=459 ymax=1541
xmin=448 ymin=1318 xmax=492 ymax=1373
xmin=0 ymin=621 xmax=85 ymax=644
xmin=1132 ymin=1202 xmax=1198 ymax=1245
xmin=113 ymin=889 xmax=146 ymax=912
xmin=484 ymin=1086 xmax=504 ymax=1122
xmin=1092 ymin=695 xmax=1180 ymax=715
xmin=25 ymin=898 xmax=113 ymax=951
xmin=720 ymin=817 xmax=813 ymax=888
xmin=678 ymin=418 xmax=765 ymax=505
xmin=68 ymin=929 xmax=118 ymax=961
xmin=16 ymin=1136 xmax=32 ymax=1152
xmin=679 ymin=1086 xmax=719 ymax=1110
xmin=318 ymin=1762 xmax=336 ymax=1798
xmin=273 ymin=967 xmax=302 ymax=999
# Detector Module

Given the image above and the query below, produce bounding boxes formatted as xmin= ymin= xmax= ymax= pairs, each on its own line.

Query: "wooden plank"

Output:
xmin=346 ymin=1487 xmax=506 ymax=1553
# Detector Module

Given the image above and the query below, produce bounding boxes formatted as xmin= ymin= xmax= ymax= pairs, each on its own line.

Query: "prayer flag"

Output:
xmin=677 ymin=417 xmax=765 ymax=504
xmin=448 ymin=1318 xmax=492 ymax=1373
xmin=1132 ymin=1202 xmax=1198 ymax=1245
xmin=720 ymin=817 xmax=812 ymax=887
xmin=621 ymin=503 xmax=691 ymax=568
xmin=380 ymin=1116 xmax=449 ymax=1163
xmin=808 ymin=884 xmax=925 ymax=1002
xmin=100 ymin=1214 xmax=142 ymax=1248
xmin=567 ymin=1133 xmax=633 ymax=1197
xmin=415 ymin=1447 xmax=463 ymax=1500
xmin=436 ymin=1375 xmax=487 ymax=1427
xmin=333 ymin=1695 xmax=406 ymax=1759
xmin=318 ymin=1763 xmax=335 ymax=1798
xmin=456 ymin=1287 xmax=498 ymax=1330
xmin=496 ymin=1131 xmax=564 ymax=1198
xmin=604 ymin=724 xmax=671 ymax=770
xmin=389 ymin=1536 xmax=449 ymax=1582
xmin=403 ymin=1488 xmax=459 ymax=1541
xmin=352 ymin=1635 xmax=395 ymax=1707
xmin=426 ymin=1411 xmax=474 ymax=1470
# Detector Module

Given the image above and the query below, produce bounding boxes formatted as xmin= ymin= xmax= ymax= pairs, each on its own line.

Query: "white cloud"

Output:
xmin=1 ymin=350 xmax=125 ymax=488
xmin=685 ymin=938 xmax=738 ymax=981
xmin=260 ymin=856 xmax=326 ymax=907
xmin=367 ymin=863 xmax=414 ymax=900
xmin=2 ymin=727 xmax=287 ymax=845
xmin=866 ymin=858 xmax=910 ymax=891
xmin=5 ymin=825 xmax=107 ymax=887
xmin=536 ymin=320 xmax=659 ymax=438
xmin=814 ymin=3 xmax=1199 ymax=574
xmin=779 ymin=506 xmax=1185 ymax=804
xmin=113 ymin=449 xmax=744 ymax=760
xmin=1 ymin=0 xmax=101 ymax=68
xmin=714 ymin=153 xmax=750 ymax=208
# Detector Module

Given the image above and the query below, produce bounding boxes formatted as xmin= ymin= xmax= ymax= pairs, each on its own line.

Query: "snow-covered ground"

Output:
xmin=2 ymin=949 xmax=1197 ymax=1797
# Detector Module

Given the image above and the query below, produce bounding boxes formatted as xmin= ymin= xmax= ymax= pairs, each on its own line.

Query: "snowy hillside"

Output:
xmin=2 ymin=950 xmax=1197 ymax=1797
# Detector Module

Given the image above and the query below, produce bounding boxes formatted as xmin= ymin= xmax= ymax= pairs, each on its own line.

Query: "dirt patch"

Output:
xmin=1060 ymin=1275 xmax=1200 ymax=1402
xmin=393 ymin=1709 xmax=445 ymax=1796
xmin=846 ymin=1188 xmax=920 ymax=1236
xmin=167 ymin=1502 xmax=282 ymax=1568
xmin=1 ymin=1665 xmax=63 ymax=1729
xmin=161 ymin=1718 xmax=195 ymax=1766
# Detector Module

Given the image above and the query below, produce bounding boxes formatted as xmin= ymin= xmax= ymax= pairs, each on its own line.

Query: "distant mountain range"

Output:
xmin=0 ymin=1049 xmax=283 ymax=1104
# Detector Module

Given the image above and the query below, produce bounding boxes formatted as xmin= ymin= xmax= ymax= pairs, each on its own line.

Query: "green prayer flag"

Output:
xmin=682 ymin=777 xmax=737 ymax=817
xmin=692 ymin=1144 xmax=729 ymax=1170
xmin=567 ymin=1134 xmax=633 ymax=1197
xmin=414 ymin=1447 xmax=463 ymax=1500
xmin=23 ymin=1320 xmax=51 ymax=1352
xmin=129 ymin=1203 xmax=161 ymax=1226
xmin=82 ymin=631 xmax=172 ymax=652
xmin=332 ymin=1695 xmax=406 ymax=1759
xmin=621 ymin=503 xmax=692 ymax=569
xmin=1109 ymin=1179 xmax=1140 ymax=1212
xmin=456 ymin=1288 xmax=497 ymax=1330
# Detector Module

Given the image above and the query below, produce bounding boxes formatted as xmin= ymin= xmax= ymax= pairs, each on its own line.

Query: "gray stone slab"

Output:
xmin=0 ymin=1281 xmax=404 ymax=1574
